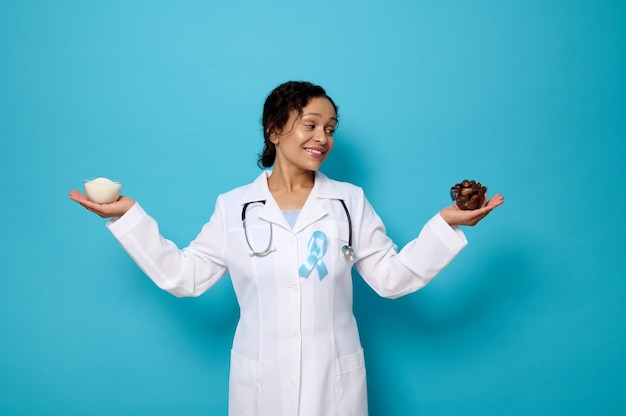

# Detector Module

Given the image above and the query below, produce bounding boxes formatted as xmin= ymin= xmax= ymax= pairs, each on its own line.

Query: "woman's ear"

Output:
xmin=269 ymin=129 xmax=280 ymax=144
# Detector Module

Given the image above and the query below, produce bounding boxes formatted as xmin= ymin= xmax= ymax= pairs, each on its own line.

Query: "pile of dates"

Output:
xmin=451 ymin=180 xmax=487 ymax=210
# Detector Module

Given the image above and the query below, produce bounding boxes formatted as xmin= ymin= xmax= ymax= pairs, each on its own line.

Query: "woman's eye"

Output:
xmin=325 ymin=128 xmax=336 ymax=135
xmin=304 ymin=124 xmax=315 ymax=130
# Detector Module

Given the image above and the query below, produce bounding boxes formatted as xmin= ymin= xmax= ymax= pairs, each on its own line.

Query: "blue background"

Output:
xmin=1 ymin=0 xmax=625 ymax=414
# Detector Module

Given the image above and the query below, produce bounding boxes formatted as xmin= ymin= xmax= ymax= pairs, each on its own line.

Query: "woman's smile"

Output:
xmin=304 ymin=147 xmax=325 ymax=158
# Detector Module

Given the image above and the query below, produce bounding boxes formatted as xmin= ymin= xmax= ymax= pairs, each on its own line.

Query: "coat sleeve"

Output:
xmin=353 ymin=188 xmax=467 ymax=299
xmin=106 ymin=198 xmax=229 ymax=297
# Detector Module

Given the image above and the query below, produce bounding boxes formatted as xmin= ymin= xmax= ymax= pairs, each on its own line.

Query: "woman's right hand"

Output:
xmin=69 ymin=190 xmax=136 ymax=218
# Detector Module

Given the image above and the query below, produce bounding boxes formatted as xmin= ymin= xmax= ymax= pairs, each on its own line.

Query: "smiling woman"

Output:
xmin=258 ymin=81 xmax=339 ymax=171
xmin=68 ymin=80 xmax=503 ymax=415
xmin=268 ymin=94 xmax=338 ymax=209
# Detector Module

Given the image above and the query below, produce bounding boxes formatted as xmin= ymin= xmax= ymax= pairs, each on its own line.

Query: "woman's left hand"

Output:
xmin=439 ymin=194 xmax=504 ymax=226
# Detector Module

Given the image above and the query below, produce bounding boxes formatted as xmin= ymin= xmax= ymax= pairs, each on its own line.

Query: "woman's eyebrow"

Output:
xmin=302 ymin=112 xmax=338 ymax=122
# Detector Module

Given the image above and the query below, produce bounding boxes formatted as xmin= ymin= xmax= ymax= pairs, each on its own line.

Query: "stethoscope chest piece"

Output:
xmin=341 ymin=245 xmax=356 ymax=262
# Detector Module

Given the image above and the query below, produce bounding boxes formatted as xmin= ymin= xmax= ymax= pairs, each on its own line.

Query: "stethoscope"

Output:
xmin=241 ymin=199 xmax=356 ymax=262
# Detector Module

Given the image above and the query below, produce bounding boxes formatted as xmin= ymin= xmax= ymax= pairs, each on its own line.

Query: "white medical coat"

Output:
xmin=107 ymin=171 xmax=468 ymax=416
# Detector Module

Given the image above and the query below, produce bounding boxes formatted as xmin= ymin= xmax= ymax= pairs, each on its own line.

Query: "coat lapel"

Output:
xmin=292 ymin=171 xmax=342 ymax=234
xmin=241 ymin=171 xmax=288 ymax=228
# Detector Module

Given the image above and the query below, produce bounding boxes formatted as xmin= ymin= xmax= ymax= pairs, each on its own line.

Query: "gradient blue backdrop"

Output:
xmin=1 ymin=1 xmax=625 ymax=415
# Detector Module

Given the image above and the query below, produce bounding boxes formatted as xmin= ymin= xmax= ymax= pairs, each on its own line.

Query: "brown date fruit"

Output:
xmin=450 ymin=179 xmax=487 ymax=210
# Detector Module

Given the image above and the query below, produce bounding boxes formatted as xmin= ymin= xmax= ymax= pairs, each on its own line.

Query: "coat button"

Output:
xmin=287 ymin=236 xmax=296 ymax=244
xmin=292 ymin=334 xmax=300 ymax=342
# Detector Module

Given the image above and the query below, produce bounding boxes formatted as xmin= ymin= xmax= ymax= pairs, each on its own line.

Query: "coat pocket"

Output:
xmin=229 ymin=350 xmax=261 ymax=416
xmin=335 ymin=348 xmax=368 ymax=416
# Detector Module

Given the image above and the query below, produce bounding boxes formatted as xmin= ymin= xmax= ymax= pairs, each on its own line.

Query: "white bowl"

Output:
xmin=84 ymin=177 xmax=122 ymax=204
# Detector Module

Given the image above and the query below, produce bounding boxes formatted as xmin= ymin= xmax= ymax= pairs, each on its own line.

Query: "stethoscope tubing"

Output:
xmin=242 ymin=200 xmax=276 ymax=257
xmin=241 ymin=199 xmax=355 ymax=261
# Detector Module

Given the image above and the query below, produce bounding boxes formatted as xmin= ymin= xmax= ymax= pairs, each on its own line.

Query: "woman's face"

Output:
xmin=271 ymin=97 xmax=337 ymax=173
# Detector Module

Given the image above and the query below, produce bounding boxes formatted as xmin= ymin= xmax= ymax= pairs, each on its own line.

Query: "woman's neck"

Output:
xmin=267 ymin=166 xmax=315 ymax=210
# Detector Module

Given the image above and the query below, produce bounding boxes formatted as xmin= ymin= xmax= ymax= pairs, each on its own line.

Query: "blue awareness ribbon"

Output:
xmin=298 ymin=231 xmax=328 ymax=280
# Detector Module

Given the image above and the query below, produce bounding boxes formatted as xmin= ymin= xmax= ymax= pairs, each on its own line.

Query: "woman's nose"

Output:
xmin=314 ymin=127 xmax=328 ymax=143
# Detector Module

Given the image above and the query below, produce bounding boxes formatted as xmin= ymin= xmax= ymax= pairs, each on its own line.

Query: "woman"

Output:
xmin=69 ymin=81 xmax=504 ymax=415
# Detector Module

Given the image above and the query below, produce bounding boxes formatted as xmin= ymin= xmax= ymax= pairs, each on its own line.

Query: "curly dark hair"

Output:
xmin=258 ymin=81 xmax=338 ymax=168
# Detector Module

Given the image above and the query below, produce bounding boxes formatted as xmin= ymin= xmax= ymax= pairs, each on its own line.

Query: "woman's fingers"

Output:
xmin=486 ymin=193 xmax=505 ymax=208
xmin=440 ymin=193 xmax=504 ymax=226
xmin=68 ymin=190 xmax=135 ymax=218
